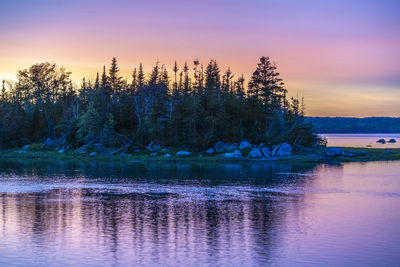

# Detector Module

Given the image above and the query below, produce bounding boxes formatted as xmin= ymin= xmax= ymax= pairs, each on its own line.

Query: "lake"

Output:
xmin=0 ymin=159 xmax=399 ymax=266
xmin=321 ymin=133 xmax=400 ymax=148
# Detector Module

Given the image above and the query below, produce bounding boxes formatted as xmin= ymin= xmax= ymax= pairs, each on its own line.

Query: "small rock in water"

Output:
xmin=89 ymin=152 xmax=98 ymax=157
xmin=151 ymin=152 xmax=157 ymax=156
xmin=176 ymin=151 xmax=192 ymax=156
xmin=377 ymin=139 xmax=386 ymax=144
xmin=164 ymin=153 xmax=171 ymax=158
xmin=22 ymin=145 xmax=30 ymax=150
xmin=388 ymin=139 xmax=397 ymax=143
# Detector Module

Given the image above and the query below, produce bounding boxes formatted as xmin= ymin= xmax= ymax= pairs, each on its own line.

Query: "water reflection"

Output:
xmin=0 ymin=160 xmax=399 ymax=266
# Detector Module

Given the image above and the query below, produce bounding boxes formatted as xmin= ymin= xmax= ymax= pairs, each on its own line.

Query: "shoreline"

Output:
xmin=1 ymin=147 xmax=399 ymax=164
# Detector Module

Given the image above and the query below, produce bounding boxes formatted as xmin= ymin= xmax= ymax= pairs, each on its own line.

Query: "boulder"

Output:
xmin=273 ymin=143 xmax=292 ymax=157
xmin=239 ymin=141 xmax=251 ymax=150
xmin=151 ymin=152 xmax=157 ymax=156
xmin=388 ymin=139 xmax=397 ymax=143
xmin=176 ymin=151 xmax=192 ymax=156
xmin=222 ymin=150 xmax=242 ymax=158
xmin=325 ymin=147 xmax=344 ymax=157
xmin=358 ymin=150 xmax=367 ymax=156
xmin=43 ymin=138 xmax=54 ymax=147
xmin=206 ymin=147 xmax=215 ymax=154
xmin=58 ymin=147 xmax=67 ymax=153
xmin=93 ymin=143 xmax=105 ymax=152
xmin=214 ymin=141 xmax=225 ymax=153
xmin=343 ymin=150 xmax=357 ymax=157
xmin=377 ymin=139 xmax=386 ymax=144
xmin=89 ymin=152 xmax=98 ymax=157
xmin=161 ymin=148 xmax=168 ymax=152
xmin=22 ymin=145 xmax=30 ymax=150
xmin=164 ymin=153 xmax=171 ymax=158
xmin=224 ymin=143 xmax=236 ymax=152
xmin=248 ymin=148 xmax=263 ymax=158
xmin=261 ymin=147 xmax=272 ymax=157
xmin=74 ymin=145 xmax=88 ymax=154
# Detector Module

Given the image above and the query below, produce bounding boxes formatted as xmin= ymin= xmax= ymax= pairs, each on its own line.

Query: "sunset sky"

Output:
xmin=1 ymin=0 xmax=399 ymax=117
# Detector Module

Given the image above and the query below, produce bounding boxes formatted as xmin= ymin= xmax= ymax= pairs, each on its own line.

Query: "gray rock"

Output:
xmin=248 ymin=148 xmax=263 ymax=158
xmin=206 ymin=147 xmax=215 ymax=154
xmin=358 ymin=150 xmax=367 ymax=156
xmin=222 ymin=150 xmax=241 ymax=158
xmin=151 ymin=152 xmax=157 ymax=156
xmin=161 ymin=148 xmax=168 ymax=152
xmin=377 ymin=139 xmax=386 ymax=144
xmin=343 ymin=150 xmax=357 ymax=157
xmin=164 ymin=153 xmax=171 ymax=158
xmin=239 ymin=141 xmax=251 ymax=150
xmin=58 ymin=147 xmax=66 ymax=153
xmin=388 ymin=139 xmax=397 ymax=143
xmin=43 ymin=138 xmax=54 ymax=147
xmin=89 ymin=152 xmax=98 ymax=157
xmin=214 ymin=141 xmax=225 ymax=153
xmin=325 ymin=147 xmax=344 ymax=157
xmin=22 ymin=145 xmax=30 ymax=150
xmin=74 ymin=145 xmax=88 ymax=154
xmin=93 ymin=143 xmax=105 ymax=152
xmin=224 ymin=143 xmax=236 ymax=152
xmin=176 ymin=151 xmax=192 ymax=156
xmin=261 ymin=147 xmax=272 ymax=157
xmin=273 ymin=143 xmax=292 ymax=157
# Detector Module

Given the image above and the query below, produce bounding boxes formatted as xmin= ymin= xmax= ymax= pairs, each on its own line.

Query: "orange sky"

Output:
xmin=0 ymin=0 xmax=399 ymax=117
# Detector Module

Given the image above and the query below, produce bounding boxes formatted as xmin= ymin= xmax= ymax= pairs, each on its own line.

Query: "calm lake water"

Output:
xmin=321 ymin=133 xmax=400 ymax=148
xmin=0 ymin=159 xmax=399 ymax=266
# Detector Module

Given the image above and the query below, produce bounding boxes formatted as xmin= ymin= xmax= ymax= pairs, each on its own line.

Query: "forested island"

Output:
xmin=0 ymin=57 xmax=321 ymax=155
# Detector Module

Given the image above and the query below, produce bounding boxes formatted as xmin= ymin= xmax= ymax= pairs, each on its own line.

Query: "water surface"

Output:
xmin=0 ymin=160 xmax=399 ymax=266
xmin=321 ymin=133 xmax=400 ymax=148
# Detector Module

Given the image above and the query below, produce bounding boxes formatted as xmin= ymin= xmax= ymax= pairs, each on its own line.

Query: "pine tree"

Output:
xmin=137 ymin=63 xmax=145 ymax=88
xmin=248 ymin=56 xmax=287 ymax=113
xmin=108 ymin=57 xmax=123 ymax=98
xmin=94 ymin=72 xmax=100 ymax=90
xmin=172 ymin=61 xmax=179 ymax=92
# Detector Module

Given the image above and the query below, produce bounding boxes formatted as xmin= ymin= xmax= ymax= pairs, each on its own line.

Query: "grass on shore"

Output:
xmin=0 ymin=147 xmax=399 ymax=164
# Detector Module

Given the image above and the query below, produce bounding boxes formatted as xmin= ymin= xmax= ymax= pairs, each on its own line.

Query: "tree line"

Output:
xmin=0 ymin=56 xmax=319 ymax=151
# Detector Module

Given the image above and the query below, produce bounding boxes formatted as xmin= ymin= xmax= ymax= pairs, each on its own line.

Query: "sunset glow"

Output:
xmin=1 ymin=0 xmax=399 ymax=116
